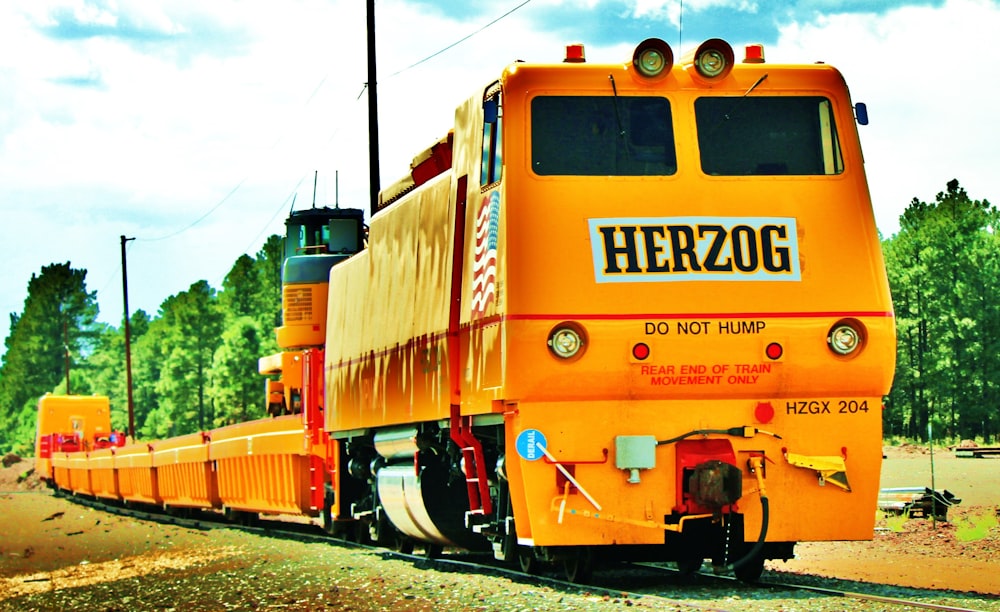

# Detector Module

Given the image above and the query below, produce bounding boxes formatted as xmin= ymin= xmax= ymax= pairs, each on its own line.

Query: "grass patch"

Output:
xmin=954 ymin=511 xmax=999 ymax=542
xmin=884 ymin=511 xmax=910 ymax=533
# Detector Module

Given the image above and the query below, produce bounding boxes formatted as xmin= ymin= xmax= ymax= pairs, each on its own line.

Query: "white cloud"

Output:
xmin=1 ymin=0 xmax=998 ymax=349
xmin=770 ymin=0 xmax=1000 ymax=234
xmin=631 ymin=0 xmax=761 ymax=25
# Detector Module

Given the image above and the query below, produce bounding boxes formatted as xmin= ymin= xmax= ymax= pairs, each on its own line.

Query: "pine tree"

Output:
xmin=883 ymin=180 xmax=999 ymax=442
xmin=0 ymin=263 xmax=99 ymax=453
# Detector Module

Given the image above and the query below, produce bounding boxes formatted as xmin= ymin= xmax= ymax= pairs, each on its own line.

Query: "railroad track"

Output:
xmin=55 ymin=491 xmax=999 ymax=611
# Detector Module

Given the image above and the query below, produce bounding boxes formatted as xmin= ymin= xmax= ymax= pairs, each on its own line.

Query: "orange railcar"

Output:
xmin=114 ymin=443 xmax=159 ymax=505
xmin=153 ymin=432 xmax=219 ymax=510
xmin=210 ymin=414 xmax=323 ymax=516
xmin=35 ymin=394 xmax=117 ymax=483
xmin=88 ymin=448 xmax=119 ymax=501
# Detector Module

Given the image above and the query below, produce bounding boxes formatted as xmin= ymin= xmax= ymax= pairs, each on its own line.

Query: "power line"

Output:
xmin=141 ymin=177 xmax=249 ymax=242
xmin=239 ymin=176 xmax=307 ymax=258
xmin=386 ymin=0 xmax=535 ymax=79
xmin=136 ymin=2 xmax=534 ymax=247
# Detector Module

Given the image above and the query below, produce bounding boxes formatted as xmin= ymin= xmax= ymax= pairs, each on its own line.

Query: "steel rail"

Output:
xmin=50 ymin=490 xmax=993 ymax=612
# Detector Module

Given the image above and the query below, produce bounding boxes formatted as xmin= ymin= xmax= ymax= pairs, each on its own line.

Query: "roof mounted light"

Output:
xmin=632 ymin=38 xmax=673 ymax=78
xmin=683 ymin=38 xmax=734 ymax=80
xmin=565 ymin=43 xmax=586 ymax=63
xmin=743 ymin=43 xmax=765 ymax=64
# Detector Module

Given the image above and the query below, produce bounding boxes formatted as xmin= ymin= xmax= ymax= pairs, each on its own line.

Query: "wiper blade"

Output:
xmin=608 ymin=74 xmax=626 ymax=139
xmin=744 ymin=73 xmax=768 ymax=97
xmin=722 ymin=73 xmax=769 ymax=122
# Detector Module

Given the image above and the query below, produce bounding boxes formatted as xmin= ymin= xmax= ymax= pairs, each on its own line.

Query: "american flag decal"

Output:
xmin=471 ymin=191 xmax=500 ymax=320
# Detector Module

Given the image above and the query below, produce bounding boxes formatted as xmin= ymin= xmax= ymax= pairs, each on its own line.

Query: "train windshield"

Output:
xmin=531 ymin=96 xmax=676 ymax=176
xmin=696 ymin=96 xmax=843 ymax=176
xmin=285 ymin=221 xmax=330 ymax=258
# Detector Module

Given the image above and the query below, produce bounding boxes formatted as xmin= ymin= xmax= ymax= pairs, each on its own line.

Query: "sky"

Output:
xmin=1 ymin=0 xmax=997 ymax=352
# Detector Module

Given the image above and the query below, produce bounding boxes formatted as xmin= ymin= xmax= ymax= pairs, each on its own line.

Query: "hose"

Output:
xmin=657 ymin=426 xmax=781 ymax=446
xmin=728 ymin=496 xmax=768 ymax=571
xmin=727 ymin=456 xmax=769 ymax=572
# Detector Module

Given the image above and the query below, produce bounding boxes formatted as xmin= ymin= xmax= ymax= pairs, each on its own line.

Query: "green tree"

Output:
xmin=253 ymin=234 xmax=284 ymax=352
xmin=3 ymin=234 xmax=285 ymax=447
xmin=210 ymin=317 xmax=265 ymax=426
xmin=217 ymin=235 xmax=282 ymax=353
xmin=149 ymin=281 xmax=223 ymax=435
xmin=212 ymin=239 xmax=284 ymax=426
xmin=82 ymin=310 xmax=151 ymax=436
xmin=883 ymin=180 xmax=999 ymax=442
xmin=220 ymin=255 xmax=258 ymax=321
xmin=0 ymin=263 xmax=99 ymax=453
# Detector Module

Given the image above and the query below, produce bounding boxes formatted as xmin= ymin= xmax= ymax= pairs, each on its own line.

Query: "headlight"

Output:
xmin=548 ymin=323 xmax=587 ymax=360
xmin=698 ymin=49 xmax=728 ymax=77
xmin=683 ymin=38 xmax=734 ymax=81
xmin=632 ymin=38 xmax=673 ymax=78
xmin=828 ymin=321 xmax=864 ymax=356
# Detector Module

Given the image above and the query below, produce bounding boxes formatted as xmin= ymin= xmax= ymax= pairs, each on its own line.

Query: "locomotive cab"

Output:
xmin=35 ymin=394 xmax=123 ymax=484
xmin=277 ymin=206 xmax=366 ymax=349
xmin=260 ymin=206 xmax=365 ymax=416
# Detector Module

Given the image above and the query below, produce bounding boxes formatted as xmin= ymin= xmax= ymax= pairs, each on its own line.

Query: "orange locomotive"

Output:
xmin=318 ymin=37 xmax=895 ymax=580
xmin=37 ymin=37 xmax=895 ymax=583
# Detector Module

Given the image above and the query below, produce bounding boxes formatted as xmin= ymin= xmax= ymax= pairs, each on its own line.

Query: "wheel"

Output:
xmin=675 ymin=557 xmax=704 ymax=575
xmin=321 ymin=485 xmax=335 ymax=535
xmin=352 ymin=517 xmax=373 ymax=544
xmin=424 ymin=543 xmax=444 ymax=559
xmin=394 ymin=535 xmax=415 ymax=554
xmin=371 ymin=510 xmax=396 ymax=547
xmin=517 ymin=546 xmax=538 ymax=574
xmin=733 ymin=554 xmax=765 ymax=583
xmin=333 ymin=520 xmax=357 ymax=542
xmin=563 ymin=547 xmax=595 ymax=583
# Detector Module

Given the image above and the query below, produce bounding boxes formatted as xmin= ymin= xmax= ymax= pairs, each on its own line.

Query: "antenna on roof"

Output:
xmin=312 ymin=170 xmax=318 ymax=208
xmin=336 ymin=170 xmax=340 ymax=209
xmin=678 ymin=0 xmax=683 ymax=50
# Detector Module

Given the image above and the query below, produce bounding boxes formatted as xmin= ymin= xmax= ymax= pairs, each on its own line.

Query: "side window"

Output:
xmin=696 ymin=96 xmax=843 ymax=176
xmin=481 ymin=91 xmax=503 ymax=187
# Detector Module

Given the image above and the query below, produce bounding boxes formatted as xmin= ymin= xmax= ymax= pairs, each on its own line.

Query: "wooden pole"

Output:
xmin=121 ymin=235 xmax=136 ymax=440
xmin=367 ymin=0 xmax=380 ymax=215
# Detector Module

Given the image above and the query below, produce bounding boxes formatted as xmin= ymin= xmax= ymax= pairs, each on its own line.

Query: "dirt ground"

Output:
xmin=1 ymin=445 xmax=999 ymax=607
xmin=772 ymin=443 xmax=1000 ymax=594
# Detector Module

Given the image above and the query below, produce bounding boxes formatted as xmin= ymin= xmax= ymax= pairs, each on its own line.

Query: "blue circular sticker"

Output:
xmin=515 ymin=429 xmax=547 ymax=461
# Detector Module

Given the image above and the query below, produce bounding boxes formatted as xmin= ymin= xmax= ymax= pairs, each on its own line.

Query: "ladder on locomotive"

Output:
xmin=451 ymin=412 xmax=493 ymax=517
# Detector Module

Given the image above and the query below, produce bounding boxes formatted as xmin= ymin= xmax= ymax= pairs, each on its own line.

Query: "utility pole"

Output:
xmin=121 ymin=235 xmax=136 ymax=440
xmin=63 ymin=317 xmax=71 ymax=395
xmin=367 ymin=0 xmax=380 ymax=214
